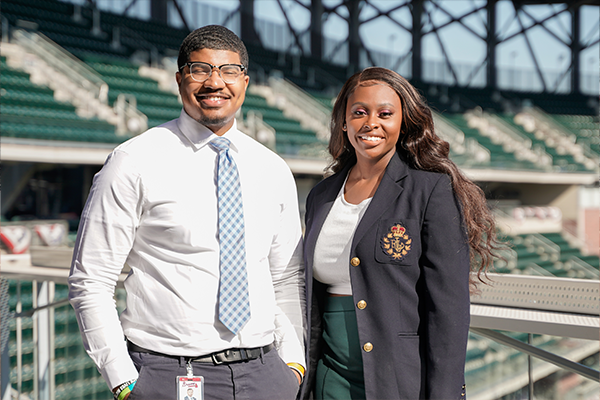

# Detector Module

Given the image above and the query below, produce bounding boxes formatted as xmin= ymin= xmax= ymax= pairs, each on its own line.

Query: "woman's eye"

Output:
xmin=379 ymin=112 xmax=392 ymax=117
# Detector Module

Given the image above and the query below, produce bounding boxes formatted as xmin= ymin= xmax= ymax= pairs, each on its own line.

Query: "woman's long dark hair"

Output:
xmin=329 ymin=67 xmax=501 ymax=291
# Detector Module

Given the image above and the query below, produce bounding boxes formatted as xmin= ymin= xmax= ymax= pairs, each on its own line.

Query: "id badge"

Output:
xmin=176 ymin=376 xmax=204 ymax=400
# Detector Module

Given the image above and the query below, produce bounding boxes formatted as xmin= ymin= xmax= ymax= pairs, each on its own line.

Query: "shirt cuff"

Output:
xmin=100 ymin=352 xmax=140 ymax=391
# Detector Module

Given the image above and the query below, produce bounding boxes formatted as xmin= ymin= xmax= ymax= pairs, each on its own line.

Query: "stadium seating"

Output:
xmin=500 ymin=233 xmax=599 ymax=278
xmin=84 ymin=55 xmax=181 ymax=128
xmin=550 ymin=114 xmax=600 ymax=157
xmin=497 ymin=114 xmax=589 ymax=172
xmin=443 ymin=114 xmax=540 ymax=170
xmin=0 ymin=57 xmax=123 ymax=144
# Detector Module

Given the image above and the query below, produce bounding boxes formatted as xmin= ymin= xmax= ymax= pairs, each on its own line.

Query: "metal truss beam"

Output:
xmin=270 ymin=0 xmax=596 ymax=95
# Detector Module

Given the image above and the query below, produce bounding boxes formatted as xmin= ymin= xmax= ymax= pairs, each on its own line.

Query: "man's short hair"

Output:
xmin=177 ymin=25 xmax=249 ymax=70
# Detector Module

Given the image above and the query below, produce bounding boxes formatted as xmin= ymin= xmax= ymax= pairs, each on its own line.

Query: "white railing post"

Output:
xmin=433 ymin=112 xmax=491 ymax=164
xmin=114 ymin=94 xmax=148 ymax=135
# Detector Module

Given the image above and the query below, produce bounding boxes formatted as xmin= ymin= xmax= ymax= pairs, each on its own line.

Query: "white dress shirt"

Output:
xmin=69 ymin=110 xmax=305 ymax=389
xmin=313 ymin=176 xmax=371 ymax=295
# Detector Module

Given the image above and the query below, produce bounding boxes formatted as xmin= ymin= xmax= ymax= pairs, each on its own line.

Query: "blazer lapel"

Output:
xmin=352 ymin=153 xmax=408 ymax=247
xmin=304 ymin=166 xmax=350 ymax=270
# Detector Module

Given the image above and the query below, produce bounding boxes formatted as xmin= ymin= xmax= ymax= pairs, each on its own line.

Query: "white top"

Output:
xmin=68 ymin=110 xmax=305 ymax=389
xmin=313 ymin=177 xmax=372 ymax=295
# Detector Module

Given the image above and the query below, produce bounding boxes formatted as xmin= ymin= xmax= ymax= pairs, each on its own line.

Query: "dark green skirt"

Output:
xmin=316 ymin=296 xmax=366 ymax=400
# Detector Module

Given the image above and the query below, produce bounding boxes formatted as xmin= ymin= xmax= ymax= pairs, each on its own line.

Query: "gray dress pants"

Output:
xmin=127 ymin=347 xmax=300 ymax=400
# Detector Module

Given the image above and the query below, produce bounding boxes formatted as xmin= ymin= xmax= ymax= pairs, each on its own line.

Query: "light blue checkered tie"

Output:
xmin=209 ymin=137 xmax=250 ymax=334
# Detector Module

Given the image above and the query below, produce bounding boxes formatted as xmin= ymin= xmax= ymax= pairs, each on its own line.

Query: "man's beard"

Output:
xmin=195 ymin=114 xmax=229 ymax=128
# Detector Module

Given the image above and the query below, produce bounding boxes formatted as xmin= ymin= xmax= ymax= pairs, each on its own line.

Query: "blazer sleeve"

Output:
xmin=420 ymin=174 xmax=470 ymax=399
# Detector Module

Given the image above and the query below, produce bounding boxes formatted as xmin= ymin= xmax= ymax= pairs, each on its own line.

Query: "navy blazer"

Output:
xmin=301 ymin=152 xmax=470 ymax=400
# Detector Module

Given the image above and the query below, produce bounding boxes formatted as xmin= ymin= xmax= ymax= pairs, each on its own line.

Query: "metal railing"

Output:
xmin=266 ymin=75 xmax=331 ymax=141
xmin=238 ymin=110 xmax=277 ymax=151
xmin=524 ymin=233 xmax=561 ymax=258
xmin=113 ymin=94 xmax=148 ymax=136
xmin=432 ymin=111 xmax=491 ymax=165
xmin=2 ymin=252 xmax=599 ymax=399
xmin=465 ymin=108 xmax=554 ymax=169
xmin=564 ymin=256 xmax=600 ymax=279
xmin=469 ymin=273 xmax=599 ymax=398
xmin=514 ymin=107 xmax=599 ymax=171
xmin=12 ymin=28 xmax=108 ymax=105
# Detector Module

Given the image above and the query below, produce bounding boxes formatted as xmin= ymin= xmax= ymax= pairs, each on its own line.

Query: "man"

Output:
xmin=184 ymin=388 xmax=197 ymax=400
xmin=69 ymin=25 xmax=305 ymax=400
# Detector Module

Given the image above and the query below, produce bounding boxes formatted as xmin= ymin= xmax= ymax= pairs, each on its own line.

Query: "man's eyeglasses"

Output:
xmin=179 ymin=62 xmax=246 ymax=84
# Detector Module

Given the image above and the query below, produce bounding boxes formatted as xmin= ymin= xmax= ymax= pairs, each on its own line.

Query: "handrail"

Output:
xmin=523 ymin=263 xmax=556 ymax=276
xmin=6 ymin=30 xmax=147 ymax=135
xmin=515 ymin=107 xmax=598 ymax=171
xmin=432 ymin=111 xmax=491 ymax=164
xmin=525 ymin=233 xmax=560 ymax=256
xmin=267 ymin=75 xmax=331 ymax=140
xmin=12 ymin=28 xmax=108 ymax=104
xmin=238 ymin=111 xmax=276 ymax=150
xmin=4 ymin=259 xmax=599 ymax=400
xmin=12 ymin=298 xmax=70 ymax=318
xmin=470 ymin=328 xmax=599 ymax=382
xmin=465 ymin=108 xmax=553 ymax=169
xmin=487 ymin=113 xmax=533 ymax=148
xmin=113 ymin=94 xmax=148 ymax=135
xmin=564 ymin=256 xmax=600 ymax=279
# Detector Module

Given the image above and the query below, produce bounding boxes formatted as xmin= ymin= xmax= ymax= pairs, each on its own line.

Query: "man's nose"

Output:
xmin=203 ymin=67 xmax=226 ymax=88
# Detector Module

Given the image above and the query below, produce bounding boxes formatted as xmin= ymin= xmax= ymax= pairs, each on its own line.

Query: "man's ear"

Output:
xmin=176 ymin=71 xmax=182 ymax=86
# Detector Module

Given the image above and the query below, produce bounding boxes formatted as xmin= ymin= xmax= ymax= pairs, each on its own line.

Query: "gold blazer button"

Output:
xmin=350 ymin=257 xmax=360 ymax=266
xmin=363 ymin=342 xmax=373 ymax=352
xmin=357 ymin=300 xmax=367 ymax=309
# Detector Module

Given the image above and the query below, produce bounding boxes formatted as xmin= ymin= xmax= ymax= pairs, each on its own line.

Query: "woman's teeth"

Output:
xmin=360 ymin=136 xmax=382 ymax=142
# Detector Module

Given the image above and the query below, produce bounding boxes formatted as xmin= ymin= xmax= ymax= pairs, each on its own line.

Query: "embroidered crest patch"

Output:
xmin=381 ymin=223 xmax=412 ymax=260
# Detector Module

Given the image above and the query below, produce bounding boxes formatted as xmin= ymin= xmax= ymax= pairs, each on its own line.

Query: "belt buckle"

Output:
xmin=211 ymin=352 xmax=226 ymax=365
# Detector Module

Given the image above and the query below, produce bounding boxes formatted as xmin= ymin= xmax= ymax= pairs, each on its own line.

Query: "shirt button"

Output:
xmin=357 ymin=300 xmax=367 ymax=309
xmin=350 ymin=257 xmax=360 ymax=267
xmin=363 ymin=342 xmax=373 ymax=352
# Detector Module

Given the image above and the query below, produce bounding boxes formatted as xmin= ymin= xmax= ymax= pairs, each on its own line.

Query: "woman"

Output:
xmin=302 ymin=67 xmax=500 ymax=400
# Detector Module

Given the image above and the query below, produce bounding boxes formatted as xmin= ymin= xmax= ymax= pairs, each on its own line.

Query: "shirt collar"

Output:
xmin=176 ymin=109 xmax=241 ymax=153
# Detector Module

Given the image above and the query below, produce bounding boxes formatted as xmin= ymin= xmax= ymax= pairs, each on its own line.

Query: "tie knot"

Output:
xmin=209 ymin=137 xmax=231 ymax=153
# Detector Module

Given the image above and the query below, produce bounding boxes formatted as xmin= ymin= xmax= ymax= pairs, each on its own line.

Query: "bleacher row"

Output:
xmin=2 ymin=52 xmax=598 ymax=169
xmin=495 ymin=233 xmax=600 ymax=279
xmin=3 ymin=0 xmax=596 ymax=168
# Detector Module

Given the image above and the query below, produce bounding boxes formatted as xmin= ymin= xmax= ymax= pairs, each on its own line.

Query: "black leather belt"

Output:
xmin=127 ymin=340 xmax=274 ymax=365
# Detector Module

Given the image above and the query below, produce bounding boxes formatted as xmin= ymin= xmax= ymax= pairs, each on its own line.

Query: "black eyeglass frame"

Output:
xmin=179 ymin=61 xmax=247 ymax=83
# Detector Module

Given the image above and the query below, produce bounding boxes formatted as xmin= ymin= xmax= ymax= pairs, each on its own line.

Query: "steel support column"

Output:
xmin=411 ymin=0 xmax=424 ymax=83
xmin=570 ymin=3 xmax=581 ymax=94
xmin=487 ymin=0 xmax=497 ymax=89
xmin=149 ymin=0 xmax=168 ymax=25
xmin=310 ymin=0 xmax=324 ymax=60
xmin=347 ymin=0 xmax=361 ymax=74
xmin=241 ymin=0 xmax=260 ymax=45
